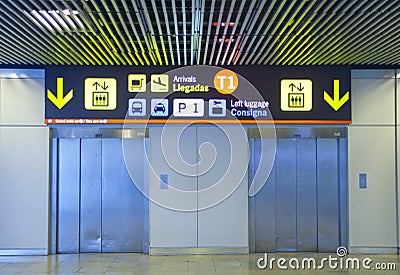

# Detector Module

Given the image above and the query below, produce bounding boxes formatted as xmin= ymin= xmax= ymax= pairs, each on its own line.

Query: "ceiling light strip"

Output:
xmin=208 ymin=0 xmax=226 ymax=65
xmin=327 ymin=1 xmax=399 ymax=64
xmin=95 ymin=0 xmax=129 ymax=65
xmin=171 ymin=0 xmax=181 ymax=65
xmin=181 ymin=0 xmax=188 ymax=65
xmin=110 ymin=0 xmax=142 ymax=65
xmin=247 ymin=0 xmax=286 ymax=65
xmin=268 ymin=0 xmax=319 ymax=65
xmin=283 ymin=1 xmax=348 ymax=65
xmin=7 ymin=1 xmax=77 ymax=64
xmin=190 ymin=0 xmax=196 ymax=65
xmin=196 ymin=0 xmax=206 ymax=65
xmin=215 ymin=0 xmax=235 ymax=65
xmin=63 ymin=0 xmax=113 ymax=65
xmin=0 ymin=42 xmax=35 ymax=64
xmin=276 ymin=0 xmax=335 ymax=65
xmin=49 ymin=0 xmax=104 ymax=65
xmin=160 ymin=0 xmax=175 ymax=65
xmin=201 ymin=0 xmax=216 ymax=64
xmin=343 ymin=18 xmax=400 ymax=65
xmin=121 ymin=0 xmax=150 ymax=65
xmin=150 ymin=0 xmax=168 ymax=65
xmin=36 ymin=0 xmax=91 ymax=64
xmin=1 ymin=13 xmax=59 ymax=64
xmin=220 ymin=0 xmax=246 ymax=65
xmin=255 ymin=0 xmax=298 ymax=65
xmin=310 ymin=0 xmax=392 ymax=65
xmin=233 ymin=0 xmax=268 ymax=65
xmin=0 ymin=38 xmax=41 ymax=64
xmin=356 ymin=30 xmax=400 ymax=65
xmin=227 ymin=0 xmax=258 ymax=65
xmin=77 ymin=0 xmax=121 ymax=65
xmin=296 ymin=1 xmax=366 ymax=65
xmin=372 ymin=41 xmax=400 ymax=65
xmin=140 ymin=0 xmax=163 ymax=65
xmin=130 ymin=0 xmax=156 ymax=65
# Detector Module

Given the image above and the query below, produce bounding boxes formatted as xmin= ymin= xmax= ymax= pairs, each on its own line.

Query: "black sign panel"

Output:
xmin=45 ymin=65 xmax=351 ymax=125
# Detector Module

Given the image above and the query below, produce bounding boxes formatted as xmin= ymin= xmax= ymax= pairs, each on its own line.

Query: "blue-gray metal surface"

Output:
xmin=57 ymin=139 xmax=80 ymax=253
xmin=50 ymin=139 xmax=58 ymax=254
xmin=253 ymin=138 xmax=276 ymax=252
xmin=317 ymin=139 xmax=340 ymax=252
xmin=296 ymin=139 xmax=317 ymax=251
xmin=339 ymin=138 xmax=349 ymax=248
xmin=275 ymin=139 xmax=297 ymax=251
xmin=251 ymin=136 xmax=347 ymax=253
xmin=101 ymin=139 xmax=143 ymax=252
xmin=80 ymin=139 xmax=102 ymax=253
xmin=248 ymin=138 xmax=256 ymax=253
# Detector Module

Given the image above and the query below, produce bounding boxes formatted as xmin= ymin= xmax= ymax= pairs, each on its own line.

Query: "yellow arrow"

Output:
xmin=324 ymin=79 xmax=349 ymax=111
xmin=47 ymin=77 xmax=73 ymax=109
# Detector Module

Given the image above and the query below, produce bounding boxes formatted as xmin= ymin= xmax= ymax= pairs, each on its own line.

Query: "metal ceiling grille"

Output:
xmin=1 ymin=0 xmax=400 ymax=66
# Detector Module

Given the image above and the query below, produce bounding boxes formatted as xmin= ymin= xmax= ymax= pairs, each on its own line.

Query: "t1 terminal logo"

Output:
xmin=122 ymin=65 xmax=276 ymax=211
xmin=214 ymin=69 xmax=238 ymax=94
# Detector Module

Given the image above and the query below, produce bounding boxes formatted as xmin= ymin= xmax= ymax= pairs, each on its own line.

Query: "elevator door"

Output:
xmin=55 ymin=137 xmax=147 ymax=253
xmin=249 ymin=134 xmax=348 ymax=253
xmin=149 ymin=125 xmax=248 ymax=253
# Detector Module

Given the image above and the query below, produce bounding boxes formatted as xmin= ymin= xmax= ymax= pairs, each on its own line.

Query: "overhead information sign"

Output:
xmin=45 ymin=65 xmax=351 ymax=125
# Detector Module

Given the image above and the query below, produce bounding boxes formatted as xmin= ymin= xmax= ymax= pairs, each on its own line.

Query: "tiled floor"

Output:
xmin=0 ymin=253 xmax=399 ymax=274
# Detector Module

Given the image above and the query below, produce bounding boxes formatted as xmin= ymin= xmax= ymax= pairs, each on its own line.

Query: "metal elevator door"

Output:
xmin=54 ymin=136 xmax=147 ymax=253
xmin=249 ymin=128 xmax=348 ymax=253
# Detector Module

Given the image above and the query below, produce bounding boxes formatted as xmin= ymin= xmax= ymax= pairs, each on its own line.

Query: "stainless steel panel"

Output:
xmin=248 ymin=127 xmax=347 ymax=139
xmin=57 ymin=139 xmax=80 ymax=253
xmin=80 ymin=139 xmax=102 ymax=253
xmin=50 ymin=138 xmax=58 ymax=254
xmin=102 ymin=139 xmax=143 ymax=252
xmin=296 ymin=139 xmax=317 ymax=251
xmin=52 ymin=127 xmax=148 ymax=139
xmin=254 ymin=138 xmax=276 ymax=252
xmin=142 ymin=138 xmax=150 ymax=253
xmin=248 ymin=138 xmax=256 ymax=253
xmin=339 ymin=138 xmax=348 ymax=248
xmin=317 ymin=139 xmax=340 ymax=252
xmin=275 ymin=139 xmax=297 ymax=251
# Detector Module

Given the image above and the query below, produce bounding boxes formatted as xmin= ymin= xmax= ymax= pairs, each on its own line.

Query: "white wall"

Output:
xmin=349 ymin=70 xmax=398 ymax=253
xmin=0 ymin=69 xmax=49 ymax=255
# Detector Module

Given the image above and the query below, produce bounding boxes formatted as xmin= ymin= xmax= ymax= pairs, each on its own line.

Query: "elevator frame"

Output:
xmin=49 ymin=126 xmax=348 ymax=254
xmin=49 ymin=127 xmax=149 ymax=254
xmin=248 ymin=126 xmax=349 ymax=253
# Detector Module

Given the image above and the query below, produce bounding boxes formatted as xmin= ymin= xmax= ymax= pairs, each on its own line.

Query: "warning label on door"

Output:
xmin=280 ymin=79 xmax=312 ymax=111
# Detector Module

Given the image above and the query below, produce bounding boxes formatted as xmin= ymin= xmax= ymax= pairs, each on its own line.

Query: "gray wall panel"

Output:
xmin=0 ymin=79 xmax=45 ymax=125
xmin=57 ymin=139 xmax=80 ymax=253
xmin=351 ymin=77 xmax=395 ymax=125
xmin=275 ymin=139 xmax=297 ymax=251
xmin=197 ymin=126 xmax=248 ymax=247
xmin=0 ymin=127 xmax=49 ymax=252
xmin=296 ymin=139 xmax=317 ymax=251
xmin=348 ymin=127 xmax=396 ymax=250
xmin=80 ymin=139 xmax=102 ymax=253
xmin=149 ymin=126 xmax=198 ymax=248
xmin=317 ymin=139 xmax=340 ymax=252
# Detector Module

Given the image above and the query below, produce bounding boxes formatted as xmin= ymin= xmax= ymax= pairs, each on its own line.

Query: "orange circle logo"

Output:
xmin=213 ymin=69 xmax=238 ymax=94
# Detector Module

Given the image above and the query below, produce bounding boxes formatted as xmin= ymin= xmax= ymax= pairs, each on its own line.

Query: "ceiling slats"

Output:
xmin=1 ymin=0 xmax=400 ymax=66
